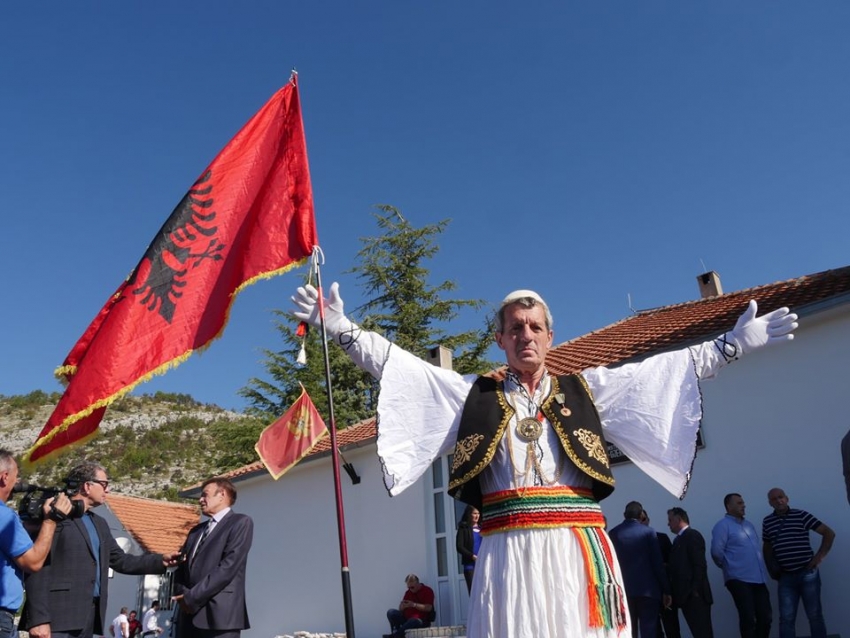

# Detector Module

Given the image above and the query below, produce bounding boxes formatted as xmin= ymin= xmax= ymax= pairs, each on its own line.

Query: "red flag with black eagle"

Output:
xmin=25 ymin=76 xmax=317 ymax=464
xmin=254 ymin=384 xmax=329 ymax=480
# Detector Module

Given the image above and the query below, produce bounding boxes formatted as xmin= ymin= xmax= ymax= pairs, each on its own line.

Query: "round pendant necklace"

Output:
xmin=506 ymin=414 xmax=563 ymax=488
xmin=516 ymin=414 xmax=544 ymax=441
xmin=505 ymin=384 xmax=563 ymax=487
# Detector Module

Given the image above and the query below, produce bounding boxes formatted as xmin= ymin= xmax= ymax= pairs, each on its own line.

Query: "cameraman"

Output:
xmin=21 ymin=462 xmax=180 ymax=638
xmin=0 ymin=449 xmax=72 ymax=638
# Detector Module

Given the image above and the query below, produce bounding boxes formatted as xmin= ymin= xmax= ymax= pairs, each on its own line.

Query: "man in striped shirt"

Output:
xmin=762 ymin=488 xmax=835 ymax=638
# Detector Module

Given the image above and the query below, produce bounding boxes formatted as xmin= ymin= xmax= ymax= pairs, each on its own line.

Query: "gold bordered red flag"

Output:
xmin=255 ymin=385 xmax=329 ymax=480
xmin=25 ymin=76 xmax=317 ymax=464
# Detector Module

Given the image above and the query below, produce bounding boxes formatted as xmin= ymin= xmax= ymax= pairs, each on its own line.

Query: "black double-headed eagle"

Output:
xmin=130 ymin=170 xmax=224 ymax=323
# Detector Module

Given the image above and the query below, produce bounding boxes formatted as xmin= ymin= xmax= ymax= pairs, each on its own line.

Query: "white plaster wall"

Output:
xmin=230 ymin=302 xmax=850 ymax=638
xmin=236 ymin=444 xmax=431 ymax=638
xmin=601 ymin=304 xmax=850 ymax=638
xmin=101 ymin=507 xmax=144 ymax=635
xmin=101 ymin=507 xmax=171 ymax=637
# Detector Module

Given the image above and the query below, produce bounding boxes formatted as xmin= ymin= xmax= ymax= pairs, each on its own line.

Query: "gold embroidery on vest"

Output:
xmin=545 ymin=376 xmax=615 ymax=487
xmin=448 ymin=384 xmax=513 ymax=491
xmin=573 ymin=428 xmax=610 ymax=468
xmin=451 ymin=434 xmax=485 ymax=472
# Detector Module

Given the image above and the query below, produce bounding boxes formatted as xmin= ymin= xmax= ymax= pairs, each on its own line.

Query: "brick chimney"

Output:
xmin=697 ymin=271 xmax=723 ymax=299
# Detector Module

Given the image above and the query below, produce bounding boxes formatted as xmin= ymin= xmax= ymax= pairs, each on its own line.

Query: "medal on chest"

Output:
xmin=516 ymin=414 xmax=544 ymax=441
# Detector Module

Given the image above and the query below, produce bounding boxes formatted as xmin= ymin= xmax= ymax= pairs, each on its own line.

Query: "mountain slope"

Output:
xmin=1 ymin=391 xmax=264 ymax=501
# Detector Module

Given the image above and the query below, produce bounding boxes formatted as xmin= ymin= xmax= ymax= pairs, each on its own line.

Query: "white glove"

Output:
xmin=728 ymin=299 xmax=798 ymax=355
xmin=291 ymin=282 xmax=359 ymax=345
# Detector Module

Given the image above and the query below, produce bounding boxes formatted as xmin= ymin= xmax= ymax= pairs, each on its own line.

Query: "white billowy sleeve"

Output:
xmin=580 ymin=348 xmax=698 ymax=498
xmin=581 ymin=337 xmax=735 ymax=498
xmin=342 ymin=330 xmax=475 ymax=496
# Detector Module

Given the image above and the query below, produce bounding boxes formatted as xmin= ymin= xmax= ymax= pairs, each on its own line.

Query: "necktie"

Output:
xmin=191 ymin=520 xmax=213 ymax=563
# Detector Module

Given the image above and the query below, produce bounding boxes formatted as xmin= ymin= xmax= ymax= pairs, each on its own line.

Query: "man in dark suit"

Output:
xmin=667 ymin=507 xmax=714 ymax=638
xmin=174 ymin=477 xmax=253 ymax=638
xmin=609 ymin=501 xmax=671 ymax=637
xmin=23 ymin=462 xmax=177 ymax=638
xmin=641 ymin=509 xmax=681 ymax=638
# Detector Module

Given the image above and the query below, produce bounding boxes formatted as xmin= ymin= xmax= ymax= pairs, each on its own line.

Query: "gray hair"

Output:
xmin=66 ymin=461 xmax=106 ymax=492
xmin=0 ymin=449 xmax=15 ymax=473
xmin=494 ymin=290 xmax=554 ymax=333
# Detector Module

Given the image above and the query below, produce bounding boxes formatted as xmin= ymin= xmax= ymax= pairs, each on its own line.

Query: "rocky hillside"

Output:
xmin=0 ymin=390 xmax=266 ymax=501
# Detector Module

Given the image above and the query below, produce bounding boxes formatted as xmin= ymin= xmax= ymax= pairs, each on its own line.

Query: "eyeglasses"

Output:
xmin=89 ymin=479 xmax=110 ymax=489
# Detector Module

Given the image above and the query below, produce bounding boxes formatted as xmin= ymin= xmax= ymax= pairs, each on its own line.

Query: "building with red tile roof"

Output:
xmin=183 ymin=265 xmax=850 ymax=637
xmin=105 ymin=493 xmax=199 ymax=555
xmin=212 ymin=264 xmax=850 ymax=486
xmin=99 ymin=494 xmax=200 ymax=632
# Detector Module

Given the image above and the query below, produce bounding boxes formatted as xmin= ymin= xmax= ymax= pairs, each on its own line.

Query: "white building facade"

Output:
xmin=209 ymin=277 xmax=850 ymax=638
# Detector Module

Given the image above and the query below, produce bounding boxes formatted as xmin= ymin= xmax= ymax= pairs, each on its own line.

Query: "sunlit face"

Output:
xmin=726 ymin=495 xmax=746 ymax=519
xmin=0 ymin=460 xmax=19 ymax=502
xmin=85 ymin=470 xmax=111 ymax=507
xmin=199 ymin=484 xmax=227 ymax=516
xmin=471 ymin=508 xmax=480 ymax=524
xmin=495 ymin=303 xmax=553 ymax=375
xmin=768 ymin=488 xmax=789 ymax=515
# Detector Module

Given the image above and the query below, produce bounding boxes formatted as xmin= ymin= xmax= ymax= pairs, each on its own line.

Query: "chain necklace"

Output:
xmin=504 ymin=373 xmax=563 ymax=488
xmin=505 ymin=421 xmax=564 ymax=488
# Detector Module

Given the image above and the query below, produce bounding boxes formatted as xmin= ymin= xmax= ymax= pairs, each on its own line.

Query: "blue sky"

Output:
xmin=2 ymin=3 xmax=848 ymax=412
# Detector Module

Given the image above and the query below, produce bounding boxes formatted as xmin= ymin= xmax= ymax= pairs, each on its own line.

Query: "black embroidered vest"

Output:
xmin=447 ymin=374 xmax=615 ymax=510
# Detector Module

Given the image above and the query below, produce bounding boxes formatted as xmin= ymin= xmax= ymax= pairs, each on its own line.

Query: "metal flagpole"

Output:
xmin=311 ymin=246 xmax=357 ymax=637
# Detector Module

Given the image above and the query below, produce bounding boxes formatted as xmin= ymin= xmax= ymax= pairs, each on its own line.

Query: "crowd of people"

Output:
xmin=0 ymin=279 xmax=817 ymax=638
xmin=293 ymin=281 xmax=807 ymax=638
xmin=0 ymin=455 xmax=253 ymax=638
xmin=383 ymin=483 xmax=834 ymax=638
xmin=108 ymin=601 xmax=163 ymax=638
xmin=606 ymin=488 xmax=833 ymax=638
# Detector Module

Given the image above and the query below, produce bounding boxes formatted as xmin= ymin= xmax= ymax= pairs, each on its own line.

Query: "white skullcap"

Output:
xmin=498 ymin=289 xmax=553 ymax=329
xmin=501 ymin=289 xmax=546 ymax=307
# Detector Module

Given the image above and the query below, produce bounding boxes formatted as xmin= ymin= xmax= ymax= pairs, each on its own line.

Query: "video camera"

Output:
xmin=13 ymin=479 xmax=86 ymax=522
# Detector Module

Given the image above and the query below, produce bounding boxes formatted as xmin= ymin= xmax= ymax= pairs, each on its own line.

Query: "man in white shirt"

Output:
xmin=110 ymin=608 xmax=129 ymax=638
xmin=142 ymin=600 xmax=163 ymax=637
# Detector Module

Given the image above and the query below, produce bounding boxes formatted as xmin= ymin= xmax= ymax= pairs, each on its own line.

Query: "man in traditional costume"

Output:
xmin=293 ymin=284 xmax=797 ymax=638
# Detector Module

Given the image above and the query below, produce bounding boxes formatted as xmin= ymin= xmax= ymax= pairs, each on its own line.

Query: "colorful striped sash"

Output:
xmin=481 ymin=486 xmax=627 ymax=631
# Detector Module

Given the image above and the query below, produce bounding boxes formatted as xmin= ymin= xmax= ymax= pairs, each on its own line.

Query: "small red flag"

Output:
xmin=25 ymin=77 xmax=317 ymax=464
xmin=255 ymin=386 xmax=329 ymax=480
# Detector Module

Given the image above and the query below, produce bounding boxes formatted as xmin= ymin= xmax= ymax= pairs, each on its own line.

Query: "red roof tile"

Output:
xmin=106 ymin=493 xmax=199 ymax=554
xmin=546 ymin=265 xmax=850 ymax=373
xmin=221 ymin=419 xmax=378 ymax=482
xmin=216 ymin=265 xmax=850 ymax=484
